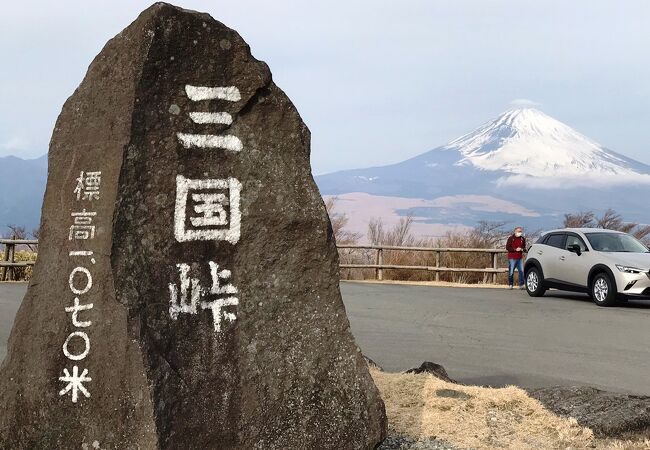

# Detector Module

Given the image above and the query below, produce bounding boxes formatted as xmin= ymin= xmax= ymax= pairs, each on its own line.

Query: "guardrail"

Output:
xmin=1 ymin=240 xmax=511 ymax=283
xmin=0 ymin=239 xmax=38 ymax=281
xmin=337 ymin=245 xmax=509 ymax=283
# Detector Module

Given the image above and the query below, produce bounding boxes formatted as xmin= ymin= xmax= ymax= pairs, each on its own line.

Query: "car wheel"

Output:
xmin=591 ymin=273 xmax=618 ymax=307
xmin=526 ymin=267 xmax=546 ymax=297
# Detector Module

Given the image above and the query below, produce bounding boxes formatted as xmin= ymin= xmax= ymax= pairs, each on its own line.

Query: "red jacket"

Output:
xmin=506 ymin=235 xmax=526 ymax=260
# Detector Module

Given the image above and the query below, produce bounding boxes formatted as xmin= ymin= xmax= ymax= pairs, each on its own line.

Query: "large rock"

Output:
xmin=0 ymin=3 xmax=386 ymax=449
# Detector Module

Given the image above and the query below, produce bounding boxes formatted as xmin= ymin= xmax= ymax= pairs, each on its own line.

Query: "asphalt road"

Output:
xmin=2 ymin=282 xmax=650 ymax=394
xmin=341 ymin=281 xmax=650 ymax=395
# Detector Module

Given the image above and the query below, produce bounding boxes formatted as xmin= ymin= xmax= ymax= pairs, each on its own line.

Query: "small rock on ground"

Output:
xmin=379 ymin=434 xmax=460 ymax=450
xmin=405 ymin=362 xmax=456 ymax=384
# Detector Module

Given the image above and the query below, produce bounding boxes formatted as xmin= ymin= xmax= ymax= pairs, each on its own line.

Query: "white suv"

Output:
xmin=524 ymin=228 xmax=650 ymax=306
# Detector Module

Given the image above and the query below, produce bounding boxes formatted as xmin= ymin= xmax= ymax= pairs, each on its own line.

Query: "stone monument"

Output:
xmin=0 ymin=3 xmax=386 ymax=449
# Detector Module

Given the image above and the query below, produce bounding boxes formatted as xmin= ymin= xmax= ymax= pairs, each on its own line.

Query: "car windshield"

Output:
xmin=585 ymin=232 xmax=650 ymax=253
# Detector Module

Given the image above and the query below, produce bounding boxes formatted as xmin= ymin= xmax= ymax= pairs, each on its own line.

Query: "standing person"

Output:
xmin=506 ymin=226 xmax=527 ymax=289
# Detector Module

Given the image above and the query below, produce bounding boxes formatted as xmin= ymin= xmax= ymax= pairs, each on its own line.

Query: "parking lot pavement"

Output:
xmin=341 ymin=281 xmax=650 ymax=395
xmin=0 ymin=283 xmax=27 ymax=360
xmin=3 ymin=281 xmax=650 ymax=395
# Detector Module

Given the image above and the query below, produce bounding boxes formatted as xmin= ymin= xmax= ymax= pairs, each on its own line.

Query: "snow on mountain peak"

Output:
xmin=443 ymin=108 xmax=647 ymax=180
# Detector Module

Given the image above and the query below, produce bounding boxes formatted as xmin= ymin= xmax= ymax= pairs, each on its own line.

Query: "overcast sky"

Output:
xmin=1 ymin=1 xmax=649 ymax=174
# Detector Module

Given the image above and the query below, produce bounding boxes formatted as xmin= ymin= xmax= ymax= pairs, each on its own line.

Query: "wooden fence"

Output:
xmin=337 ymin=245 xmax=509 ymax=284
xmin=0 ymin=239 xmax=38 ymax=281
xmin=1 ymin=239 xmax=510 ymax=283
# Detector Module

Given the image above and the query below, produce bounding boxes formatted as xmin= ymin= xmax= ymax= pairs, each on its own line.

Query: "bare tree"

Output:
xmin=4 ymin=224 xmax=27 ymax=240
xmin=387 ymin=216 xmax=416 ymax=247
xmin=563 ymin=209 xmax=650 ymax=243
xmin=469 ymin=220 xmax=509 ymax=248
xmin=367 ymin=217 xmax=385 ymax=246
xmin=324 ymin=197 xmax=360 ymax=245
xmin=596 ymin=209 xmax=625 ymax=230
xmin=367 ymin=216 xmax=418 ymax=247
xmin=563 ymin=211 xmax=596 ymax=228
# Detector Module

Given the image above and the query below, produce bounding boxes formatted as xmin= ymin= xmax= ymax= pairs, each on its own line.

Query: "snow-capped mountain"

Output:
xmin=2 ymin=109 xmax=649 ymax=237
xmin=316 ymin=108 xmax=650 ymax=236
xmin=446 ymin=108 xmax=650 ymax=179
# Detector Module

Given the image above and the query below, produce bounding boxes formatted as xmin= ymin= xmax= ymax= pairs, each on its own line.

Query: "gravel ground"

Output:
xmin=378 ymin=434 xmax=461 ymax=450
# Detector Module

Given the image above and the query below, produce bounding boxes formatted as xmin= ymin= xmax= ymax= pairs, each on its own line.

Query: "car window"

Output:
xmin=565 ymin=235 xmax=588 ymax=252
xmin=545 ymin=234 xmax=566 ymax=249
xmin=585 ymin=232 xmax=650 ymax=253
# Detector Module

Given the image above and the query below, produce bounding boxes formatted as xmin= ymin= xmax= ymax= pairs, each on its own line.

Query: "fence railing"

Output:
xmin=0 ymin=239 xmax=38 ymax=281
xmin=1 ymin=240 xmax=510 ymax=283
xmin=337 ymin=245 xmax=509 ymax=283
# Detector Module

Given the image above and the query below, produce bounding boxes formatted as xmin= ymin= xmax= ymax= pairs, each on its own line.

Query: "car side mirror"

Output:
xmin=567 ymin=244 xmax=582 ymax=255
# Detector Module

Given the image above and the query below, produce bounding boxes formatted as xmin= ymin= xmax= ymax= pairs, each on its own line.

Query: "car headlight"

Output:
xmin=615 ymin=265 xmax=648 ymax=274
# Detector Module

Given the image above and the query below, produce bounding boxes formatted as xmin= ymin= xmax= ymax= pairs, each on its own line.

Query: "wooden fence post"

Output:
xmin=492 ymin=251 xmax=498 ymax=285
xmin=435 ymin=251 xmax=440 ymax=282
xmin=7 ymin=238 xmax=16 ymax=282
xmin=376 ymin=248 xmax=383 ymax=281
xmin=0 ymin=241 xmax=8 ymax=281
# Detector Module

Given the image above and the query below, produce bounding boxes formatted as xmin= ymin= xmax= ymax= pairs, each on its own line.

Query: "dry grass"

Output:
xmin=371 ymin=368 xmax=650 ymax=450
xmin=0 ymin=250 xmax=36 ymax=281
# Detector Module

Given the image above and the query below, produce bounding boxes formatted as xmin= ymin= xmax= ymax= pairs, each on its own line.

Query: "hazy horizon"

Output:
xmin=2 ymin=1 xmax=649 ymax=175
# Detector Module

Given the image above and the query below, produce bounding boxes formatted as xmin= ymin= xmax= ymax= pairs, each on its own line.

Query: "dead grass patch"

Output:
xmin=371 ymin=368 xmax=594 ymax=449
xmin=371 ymin=368 xmax=650 ymax=449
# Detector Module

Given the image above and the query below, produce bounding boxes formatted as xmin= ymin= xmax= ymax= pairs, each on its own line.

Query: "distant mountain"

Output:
xmin=445 ymin=108 xmax=650 ymax=178
xmin=3 ymin=109 xmax=649 ymax=239
xmin=317 ymin=108 xmax=650 ymax=237
xmin=0 ymin=154 xmax=47 ymax=235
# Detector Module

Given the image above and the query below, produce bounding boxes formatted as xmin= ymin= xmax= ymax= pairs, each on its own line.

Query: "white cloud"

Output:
xmin=2 ymin=137 xmax=30 ymax=151
xmin=496 ymin=173 xmax=650 ymax=189
xmin=509 ymin=98 xmax=542 ymax=108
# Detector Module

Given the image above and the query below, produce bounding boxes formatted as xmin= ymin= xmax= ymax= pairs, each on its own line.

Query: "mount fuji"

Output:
xmin=316 ymin=108 xmax=650 ymax=237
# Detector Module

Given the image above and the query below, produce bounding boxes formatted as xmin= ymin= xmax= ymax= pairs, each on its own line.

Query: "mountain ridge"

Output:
xmin=0 ymin=154 xmax=47 ymax=234
xmin=316 ymin=108 xmax=650 ymax=235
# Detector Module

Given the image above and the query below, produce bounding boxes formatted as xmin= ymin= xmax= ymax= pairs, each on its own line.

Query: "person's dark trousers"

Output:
xmin=508 ymin=258 xmax=525 ymax=287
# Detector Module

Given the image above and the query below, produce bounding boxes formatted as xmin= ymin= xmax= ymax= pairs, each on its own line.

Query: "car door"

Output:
xmin=559 ymin=233 xmax=591 ymax=288
xmin=534 ymin=233 xmax=566 ymax=280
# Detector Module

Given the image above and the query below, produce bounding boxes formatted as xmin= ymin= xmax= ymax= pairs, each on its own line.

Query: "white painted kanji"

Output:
xmin=73 ymin=171 xmax=102 ymax=201
xmin=59 ymin=366 xmax=91 ymax=403
xmin=62 ymin=331 xmax=90 ymax=361
xmin=168 ymin=263 xmax=202 ymax=319
xmin=69 ymin=210 xmax=97 ymax=240
xmin=177 ymin=133 xmax=242 ymax=151
xmin=64 ymin=297 xmax=94 ymax=328
xmin=176 ymin=84 xmax=242 ymax=151
xmin=188 ymin=112 xmax=233 ymax=125
xmin=61 ymin=171 xmax=99 ymax=404
xmin=168 ymin=261 xmax=239 ymax=333
xmin=185 ymin=85 xmax=241 ymax=102
xmin=68 ymin=266 xmax=93 ymax=295
xmin=201 ymin=297 xmax=239 ymax=332
xmin=174 ymin=175 xmax=241 ymax=243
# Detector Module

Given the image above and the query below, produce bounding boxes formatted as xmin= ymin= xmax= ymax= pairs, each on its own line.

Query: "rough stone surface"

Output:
xmin=528 ymin=386 xmax=650 ymax=438
xmin=364 ymin=355 xmax=384 ymax=372
xmin=0 ymin=3 xmax=386 ymax=449
xmin=405 ymin=362 xmax=456 ymax=384
xmin=435 ymin=389 xmax=470 ymax=400
xmin=378 ymin=435 xmax=458 ymax=450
